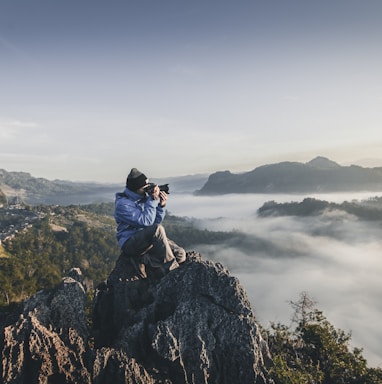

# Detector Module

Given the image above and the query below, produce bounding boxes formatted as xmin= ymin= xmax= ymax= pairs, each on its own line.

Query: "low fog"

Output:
xmin=168 ymin=192 xmax=382 ymax=367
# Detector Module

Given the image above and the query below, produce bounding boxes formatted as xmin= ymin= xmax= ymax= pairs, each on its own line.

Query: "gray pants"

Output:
xmin=122 ymin=224 xmax=186 ymax=272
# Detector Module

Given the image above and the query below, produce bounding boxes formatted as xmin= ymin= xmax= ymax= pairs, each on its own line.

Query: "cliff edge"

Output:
xmin=1 ymin=252 xmax=273 ymax=384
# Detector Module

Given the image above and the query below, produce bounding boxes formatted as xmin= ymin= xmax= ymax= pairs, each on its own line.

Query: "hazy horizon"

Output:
xmin=3 ymin=154 xmax=382 ymax=186
xmin=167 ymin=191 xmax=382 ymax=368
xmin=1 ymin=1 xmax=382 ymax=182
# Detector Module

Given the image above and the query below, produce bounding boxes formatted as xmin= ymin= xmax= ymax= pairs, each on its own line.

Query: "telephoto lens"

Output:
xmin=144 ymin=183 xmax=170 ymax=194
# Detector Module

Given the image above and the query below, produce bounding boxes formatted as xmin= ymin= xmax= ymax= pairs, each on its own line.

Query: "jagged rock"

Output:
xmin=93 ymin=252 xmax=273 ymax=383
xmin=92 ymin=348 xmax=156 ymax=384
xmin=1 ymin=255 xmax=273 ymax=384
xmin=1 ymin=268 xmax=91 ymax=384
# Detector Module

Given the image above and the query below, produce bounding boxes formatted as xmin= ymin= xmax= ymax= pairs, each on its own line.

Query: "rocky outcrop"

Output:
xmin=1 ymin=268 xmax=92 ymax=383
xmin=1 ymin=253 xmax=273 ymax=383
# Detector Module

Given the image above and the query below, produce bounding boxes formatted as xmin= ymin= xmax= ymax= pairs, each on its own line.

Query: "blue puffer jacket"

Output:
xmin=114 ymin=187 xmax=165 ymax=249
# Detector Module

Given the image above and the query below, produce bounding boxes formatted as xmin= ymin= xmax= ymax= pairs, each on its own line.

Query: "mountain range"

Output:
xmin=2 ymin=156 xmax=382 ymax=205
xmin=0 ymin=169 xmax=207 ymax=205
xmin=196 ymin=156 xmax=382 ymax=195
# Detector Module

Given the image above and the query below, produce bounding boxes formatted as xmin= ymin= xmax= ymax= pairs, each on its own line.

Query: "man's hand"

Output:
xmin=151 ymin=185 xmax=160 ymax=200
xmin=159 ymin=191 xmax=168 ymax=207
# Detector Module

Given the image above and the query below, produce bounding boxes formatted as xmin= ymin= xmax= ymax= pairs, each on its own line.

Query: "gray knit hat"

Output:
xmin=126 ymin=168 xmax=148 ymax=191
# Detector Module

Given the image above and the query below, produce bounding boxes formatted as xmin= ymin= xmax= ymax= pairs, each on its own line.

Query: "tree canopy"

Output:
xmin=266 ymin=292 xmax=382 ymax=383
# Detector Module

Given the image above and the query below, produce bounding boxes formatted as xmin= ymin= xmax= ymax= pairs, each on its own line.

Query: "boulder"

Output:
xmin=1 ymin=254 xmax=273 ymax=383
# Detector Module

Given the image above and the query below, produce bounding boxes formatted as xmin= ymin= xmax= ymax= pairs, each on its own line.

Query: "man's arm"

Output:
xmin=116 ymin=198 xmax=159 ymax=228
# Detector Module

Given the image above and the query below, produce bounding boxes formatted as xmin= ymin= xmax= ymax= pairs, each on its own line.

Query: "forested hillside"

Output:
xmin=258 ymin=196 xmax=382 ymax=219
xmin=0 ymin=202 xmax=238 ymax=306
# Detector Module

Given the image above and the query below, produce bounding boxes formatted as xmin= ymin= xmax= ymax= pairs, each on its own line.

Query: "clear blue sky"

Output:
xmin=1 ymin=0 xmax=382 ymax=182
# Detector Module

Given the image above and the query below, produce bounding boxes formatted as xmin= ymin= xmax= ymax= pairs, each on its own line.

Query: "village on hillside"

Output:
xmin=0 ymin=198 xmax=48 ymax=246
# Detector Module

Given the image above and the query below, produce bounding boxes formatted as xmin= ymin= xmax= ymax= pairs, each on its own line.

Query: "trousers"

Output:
xmin=121 ymin=224 xmax=186 ymax=275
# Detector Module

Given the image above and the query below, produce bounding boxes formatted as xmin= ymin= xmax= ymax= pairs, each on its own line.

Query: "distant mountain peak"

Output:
xmin=198 ymin=156 xmax=382 ymax=195
xmin=306 ymin=156 xmax=341 ymax=169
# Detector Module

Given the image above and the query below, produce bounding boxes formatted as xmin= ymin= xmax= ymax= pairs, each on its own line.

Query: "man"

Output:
xmin=114 ymin=168 xmax=186 ymax=278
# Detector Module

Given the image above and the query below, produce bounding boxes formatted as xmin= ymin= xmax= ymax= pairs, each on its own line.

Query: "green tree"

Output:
xmin=0 ymin=258 xmax=25 ymax=304
xmin=266 ymin=292 xmax=382 ymax=384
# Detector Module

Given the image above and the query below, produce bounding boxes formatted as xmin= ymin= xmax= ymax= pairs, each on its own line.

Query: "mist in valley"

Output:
xmin=168 ymin=192 xmax=382 ymax=367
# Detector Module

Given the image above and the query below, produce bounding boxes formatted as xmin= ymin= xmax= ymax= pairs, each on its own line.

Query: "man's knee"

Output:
xmin=153 ymin=224 xmax=166 ymax=240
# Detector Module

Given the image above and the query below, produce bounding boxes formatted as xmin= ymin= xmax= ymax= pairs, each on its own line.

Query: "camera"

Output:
xmin=144 ymin=183 xmax=170 ymax=195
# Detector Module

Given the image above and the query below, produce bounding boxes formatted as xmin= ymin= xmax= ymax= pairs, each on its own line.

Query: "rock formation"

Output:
xmin=1 ymin=252 xmax=273 ymax=383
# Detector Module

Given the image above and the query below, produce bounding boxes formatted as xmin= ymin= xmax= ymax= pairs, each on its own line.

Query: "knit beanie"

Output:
xmin=126 ymin=168 xmax=148 ymax=191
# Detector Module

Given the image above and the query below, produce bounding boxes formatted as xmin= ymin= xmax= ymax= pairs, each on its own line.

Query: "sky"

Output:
xmin=1 ymin=0 xmax=382 ymax=182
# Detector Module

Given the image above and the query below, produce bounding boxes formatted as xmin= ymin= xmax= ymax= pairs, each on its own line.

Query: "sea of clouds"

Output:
xmin=167 ymin=192 xmax=382 ymax=368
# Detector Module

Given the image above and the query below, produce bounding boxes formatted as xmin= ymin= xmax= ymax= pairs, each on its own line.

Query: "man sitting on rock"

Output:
xmin=114 ymin=168 xmax=186 ymax=278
